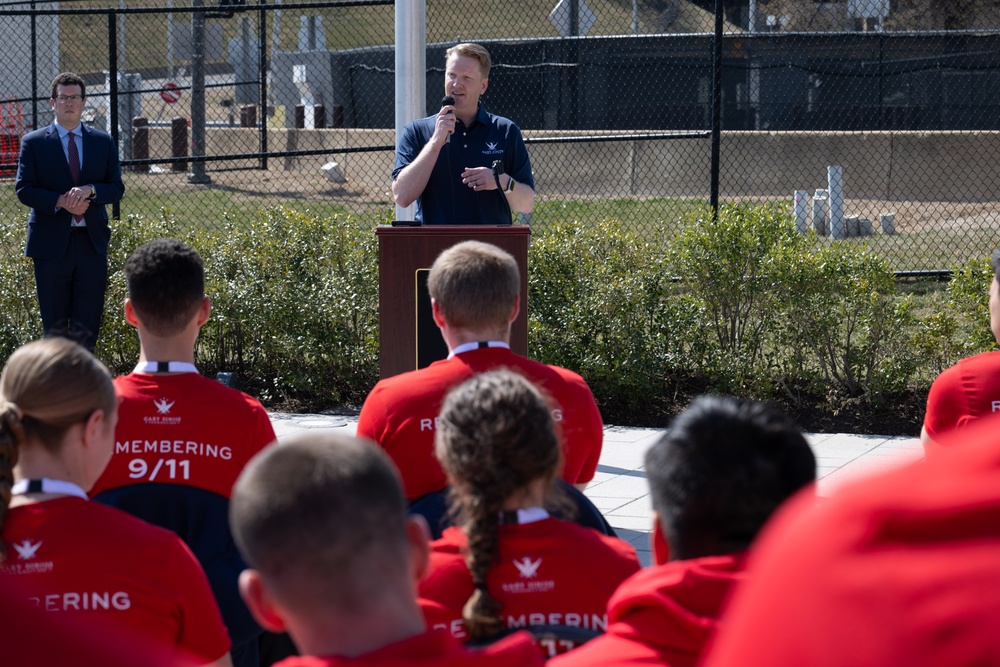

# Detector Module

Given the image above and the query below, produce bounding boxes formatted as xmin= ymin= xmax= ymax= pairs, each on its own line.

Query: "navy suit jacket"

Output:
xmin=15 ymin=123 xmax=124 ymax=260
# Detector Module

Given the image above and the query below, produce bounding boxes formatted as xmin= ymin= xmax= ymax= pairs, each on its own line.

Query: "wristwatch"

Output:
xmin=506 ymin=177 xmax=516 ymax=192
xmin=87 ymin=185 xmax=96 ymax=199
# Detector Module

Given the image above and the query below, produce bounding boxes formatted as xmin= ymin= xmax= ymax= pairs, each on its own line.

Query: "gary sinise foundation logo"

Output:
xmin=144 ymin=397 xmax=181 ymax=426
xmin=2 ymin=538 xmax=55 ymax=575
xmin=483 ymin=141 xmax=504 ymax=156
xmin=503 ymin=555 xmax=554 ymax=594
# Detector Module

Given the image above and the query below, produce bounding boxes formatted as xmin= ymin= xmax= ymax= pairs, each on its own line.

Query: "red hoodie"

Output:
xmin=549 ymin=552 xmax=747 ymax=667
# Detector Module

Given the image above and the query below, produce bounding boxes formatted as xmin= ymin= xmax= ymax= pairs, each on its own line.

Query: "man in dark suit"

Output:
xmin=15 ymin=72 xmax=125 ymax=351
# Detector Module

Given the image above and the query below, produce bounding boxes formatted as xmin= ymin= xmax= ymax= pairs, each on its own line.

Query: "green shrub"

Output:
xmin=0 ymin=218 xmax=41 ymax=360
xmin=671 ymin=203 xmax=806 ymax=393
xmin=777 ymin=243 xmax=916 ymax=402
xmin=195 ymin=207 xmax=379 ymax=406
xmin=528 ymin=219 xmax=705 ymax=413
xmin=947 ymin=256 xmax=997 ymax=354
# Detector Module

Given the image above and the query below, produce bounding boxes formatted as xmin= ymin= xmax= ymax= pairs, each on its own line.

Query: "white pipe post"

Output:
xmin=828 ymin=165 xmax=845 ymax=239
xmin=395 ymin=0 xmax=425 ymax=222
xmin=793 ymin=190 xmax=808 ymax=234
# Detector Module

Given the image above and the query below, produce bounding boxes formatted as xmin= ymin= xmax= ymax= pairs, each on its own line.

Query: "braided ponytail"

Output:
xmin=436 ymin=370 xmax=562 ymax=642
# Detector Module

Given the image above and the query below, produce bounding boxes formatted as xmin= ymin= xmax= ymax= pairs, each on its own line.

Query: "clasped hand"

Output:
xmin=57 ymin=186 xmax=91 ymax=216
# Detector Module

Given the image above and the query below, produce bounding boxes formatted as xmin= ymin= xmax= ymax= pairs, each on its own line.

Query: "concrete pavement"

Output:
xmin=269 ymin=412 xmax=924 ymax=566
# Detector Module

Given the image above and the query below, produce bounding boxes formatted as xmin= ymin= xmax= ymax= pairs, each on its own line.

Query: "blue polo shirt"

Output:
xmin=392 ymin=103 xmax=534 ymax=225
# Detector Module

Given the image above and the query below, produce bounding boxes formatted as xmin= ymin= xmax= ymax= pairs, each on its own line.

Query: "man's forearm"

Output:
xmin=392 ymin=139 xmax=445 ymax=208
xmin=507 ymin=179 xmax=535 ymax=214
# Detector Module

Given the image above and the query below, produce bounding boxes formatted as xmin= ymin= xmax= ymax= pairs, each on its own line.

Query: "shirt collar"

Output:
xmin=54 ymin=122 xmax=82 ymax=138
xmin=448 ymin=340 xmax=510 ymax=358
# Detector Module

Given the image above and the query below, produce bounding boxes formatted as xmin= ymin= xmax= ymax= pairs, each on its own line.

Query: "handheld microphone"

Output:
xmin=441 ymin=95 xmax=455 ymax=143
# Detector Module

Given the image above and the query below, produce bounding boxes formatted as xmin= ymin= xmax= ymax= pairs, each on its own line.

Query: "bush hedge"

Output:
xmin=0 ymin=204 xmax=994 ymax=422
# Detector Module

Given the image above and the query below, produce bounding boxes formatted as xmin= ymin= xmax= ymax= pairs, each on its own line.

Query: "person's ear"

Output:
xmin=508 ymin=293 xmax=520 ymax=323
xmin=123 ymin=299 xmax=140 ymax=328
xmin=432 ymin=299 xmax=447 ymax=330
xmin=238 ymin=569 xmax=287 ymax=633
xmin=82 ymin=408 xmax=106 ymax=449
xmin=651 ymin=513 xmax=671 ymax=565
xmin=406 ymin=515 xmax=432 ymax=582
xmin=480 ymin=77 xmax=488 ymax=96
xmin=196 ymin=297 xmax=212 ymax=328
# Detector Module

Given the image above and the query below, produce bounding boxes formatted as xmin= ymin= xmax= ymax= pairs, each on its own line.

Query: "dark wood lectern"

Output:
xmin=376 ymin=225 xmax=531 ymax=379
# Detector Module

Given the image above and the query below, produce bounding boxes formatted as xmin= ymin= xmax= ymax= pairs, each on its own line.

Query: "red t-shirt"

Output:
xmin=702 ymin=413 xmax=1000 ymax=667
xmin=418 ymin=518 xmax=641 ymax=641
xmin=923 ymin=350 xmax=1000 ymax=442
xmin=357 ymin=348 xmax=604 ymax=500
xmin=0 ymin=497 xmax=230 ymax=663
xmin=273 ymin=628 xmax=544 ymax=667
xmin=90 ymin=372 xmax=276 ymax=498
xmin=550 ymin=553 xmax=747 ymax=667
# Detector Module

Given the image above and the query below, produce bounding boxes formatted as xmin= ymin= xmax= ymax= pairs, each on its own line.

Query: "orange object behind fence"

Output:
xmin=0 ymin=100 xmax=25 ymax=177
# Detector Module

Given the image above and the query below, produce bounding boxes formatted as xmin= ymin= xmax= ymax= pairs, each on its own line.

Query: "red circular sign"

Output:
xmin=160 ymin=82 xmax=181 ymax=104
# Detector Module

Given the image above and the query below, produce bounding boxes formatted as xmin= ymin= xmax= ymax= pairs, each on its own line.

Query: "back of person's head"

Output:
xmin=991 ymin=249 xmax=1000 ymax=283
xmin=427 ymin=241 xmax=519 ymax=332
xmin=125 ymin=238 xmax=205 ymax=337
xmin=646 ymin=395 xmax=816 ymax=560
xmin=230 ymin=432 xmax=411 ymax=616
xmin=445 ymin=43 xmax=492 ymax=78
xmin=0 ymin=338 xmax=116 ymax=563
xmin=51 ymin=72 xmax=86 ymax=99
xmin=435 ymin=369 xmax=563 ymax=641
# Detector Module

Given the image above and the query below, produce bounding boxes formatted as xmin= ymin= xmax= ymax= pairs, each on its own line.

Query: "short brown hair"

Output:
xmin=230 ymin=433 xmax=410 ymax=613
xmin=427 ymin=241 xmax=519 ymax=332
xmin=51 ymin=72 xmax=86 ymax=100
xmin=991 ymin=249 xmax=1000 ymax=283
xmin=446 ymin=43 xmax=492 ymax=79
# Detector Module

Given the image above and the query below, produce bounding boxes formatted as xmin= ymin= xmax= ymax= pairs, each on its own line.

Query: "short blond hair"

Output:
xmin=427 ymin=241 xmax=519 ymax=331
xmin=446 ymin=43 xmax=492 ymax=79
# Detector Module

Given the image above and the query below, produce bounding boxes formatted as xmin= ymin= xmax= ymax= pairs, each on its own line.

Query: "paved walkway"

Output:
xmin=270 ymin=413 xmax=924 ymax=566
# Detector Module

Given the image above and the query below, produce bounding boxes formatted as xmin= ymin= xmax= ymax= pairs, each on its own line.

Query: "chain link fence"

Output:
xmin=1 ymin=0 xmax=1000 ymax=272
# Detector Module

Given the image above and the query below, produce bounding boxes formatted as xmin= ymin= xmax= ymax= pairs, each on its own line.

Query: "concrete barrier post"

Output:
xmin=131 ymin=117 xmax=149 ymax=173
xmin=812 ymin=189 xmax=828 ymax=236
xmin=793 ymin=190 xmax=809 ymax=234
xmin=170 ymin=117 xmax=188 ymax=172
xmin=828 ymin=165 xmax=845 ymax=239
xmin=880 ymin=213 xmax=895 ymax=235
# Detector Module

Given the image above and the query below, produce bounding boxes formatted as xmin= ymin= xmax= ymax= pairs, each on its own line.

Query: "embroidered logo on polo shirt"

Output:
xmin=483 ymin=141 xmax=504 ymax=155
xmin=13 ymin=539 xmax=42 ymax=560
xmin=503 ymin=555 xmax=555 ymax=594
xmin=513 ymin=556 xmax=542 ymax=578
xmin=2 ymin=538 xmax=54 ymax=575
xmin=143 ymin=397 xmax=182 ymax=426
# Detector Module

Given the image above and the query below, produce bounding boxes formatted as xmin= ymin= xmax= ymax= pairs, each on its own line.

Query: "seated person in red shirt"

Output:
xmin=229 ymin=431 xmax=545 ymax=667
xmin=418 ymin=370 xmax=642 ymax=646
xmin=88 ymin=238 xmax=276 ymax=667
xmin=0 ymin=338 xmax=231 ymax=667
xmin=703 ymin=412 xmax=1000 ymax=667
xmin=549 ymin=395 xmax=816 ymax=667
xmin=357 ymin=240 xmax=603 ymax=501
xmin=922 ymin=249 xmax=1000 ymax=454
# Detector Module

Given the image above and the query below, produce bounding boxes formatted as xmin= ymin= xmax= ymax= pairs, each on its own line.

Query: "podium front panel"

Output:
xmin=376 ymin=225 xmax=531 ymax=379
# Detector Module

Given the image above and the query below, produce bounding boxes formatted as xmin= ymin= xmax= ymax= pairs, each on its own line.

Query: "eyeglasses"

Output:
xmin=55 ymin=95 xmax=84 ymax=103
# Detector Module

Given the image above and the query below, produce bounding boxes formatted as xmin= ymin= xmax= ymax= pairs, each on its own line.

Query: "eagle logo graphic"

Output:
xmin=154 ymin=398 xmax=175 ymax=415
xmin=486 ymin=141 xmax=498 ymax=151
xmin=513 ymin=556 xmax=542 ymax=578
xmin=13 ymin=539 xmax=42 ymax=560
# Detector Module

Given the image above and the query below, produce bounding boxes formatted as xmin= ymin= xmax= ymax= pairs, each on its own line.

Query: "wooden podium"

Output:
xmin=376 ymin=224 xmax=531 ymax=379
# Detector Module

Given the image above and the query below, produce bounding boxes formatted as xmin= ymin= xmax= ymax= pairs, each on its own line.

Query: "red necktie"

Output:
xmin=68 ymin=132 xmax=83 ymax=224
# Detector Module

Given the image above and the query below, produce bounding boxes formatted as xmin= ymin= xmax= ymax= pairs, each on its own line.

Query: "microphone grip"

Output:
xmin=441 ymin=95 xmax=455 ymax=144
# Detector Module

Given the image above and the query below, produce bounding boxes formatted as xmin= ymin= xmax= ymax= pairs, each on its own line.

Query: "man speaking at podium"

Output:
xmin=392 ymin=43 xmax=535 ymax=225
